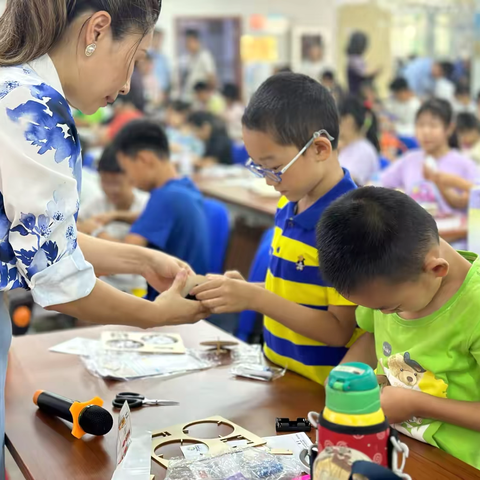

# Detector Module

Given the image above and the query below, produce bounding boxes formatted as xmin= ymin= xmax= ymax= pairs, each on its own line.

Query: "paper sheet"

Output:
xmin=263 ymin=433 xmax=313 ymax=462
xmin=49 ymin=337 xmax=100 ymax=356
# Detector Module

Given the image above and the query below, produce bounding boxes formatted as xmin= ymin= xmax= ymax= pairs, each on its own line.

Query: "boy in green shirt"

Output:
xmin=316 ymin=186 xmax=480 ymax=469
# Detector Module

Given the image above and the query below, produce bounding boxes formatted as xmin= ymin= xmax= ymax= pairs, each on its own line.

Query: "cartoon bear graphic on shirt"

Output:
xmin=380 ymin=344 xmax=448 ymax=442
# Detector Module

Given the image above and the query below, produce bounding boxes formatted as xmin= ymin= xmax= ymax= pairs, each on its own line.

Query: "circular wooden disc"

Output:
xmin=200 ymin=341 xmax=238 ymax=348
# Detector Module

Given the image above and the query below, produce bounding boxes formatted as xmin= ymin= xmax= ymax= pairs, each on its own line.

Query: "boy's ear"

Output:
xmin=312 ymin=136 xmax=332 ymax=161
xmin=135 ymin=150 xmax=156 ymax=167
xmin=424 ymin=257 xmax=449 ymax=279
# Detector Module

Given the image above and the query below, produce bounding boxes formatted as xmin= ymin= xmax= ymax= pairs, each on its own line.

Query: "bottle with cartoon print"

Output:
xmin=308 ymin=363 xmax=410 ymax=480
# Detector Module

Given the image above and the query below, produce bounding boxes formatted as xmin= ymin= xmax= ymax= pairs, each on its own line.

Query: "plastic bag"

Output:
xmin=81 ymin=346 xmax=219 ymax=381
xmin=165 ymin=446 xmax=304 ymax=480
xmin=231 ymin=363 xmax=286 ymax=382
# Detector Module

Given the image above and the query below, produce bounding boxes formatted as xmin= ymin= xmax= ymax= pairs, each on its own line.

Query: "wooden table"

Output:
xmin=6 ymin=322 xmax=479 ymax=480
xmin=194 ymin=175 xmax=469 ymax=244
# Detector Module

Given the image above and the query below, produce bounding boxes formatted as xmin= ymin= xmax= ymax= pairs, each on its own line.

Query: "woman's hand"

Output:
xmin=142 ymin=249 xmax=195 ymax=293
xmin=155 ymin=269 xmax=209 ymax=324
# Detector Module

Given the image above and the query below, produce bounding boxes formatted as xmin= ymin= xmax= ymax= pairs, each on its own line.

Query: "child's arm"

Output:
xmin=339 ymin=332 xmax=377 ymax=369
xmin=192 ymin=277 xmax=357 ymax=346
xmin=92 ymin=210 xmax=142 ymax=226
xmin=380 ymin=387 xmax=480 ymax=430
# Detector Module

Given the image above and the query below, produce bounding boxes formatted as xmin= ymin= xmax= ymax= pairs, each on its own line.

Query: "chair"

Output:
xmin=380 ymin=156 xmax=391 ymax=170
xmin=231 ymin=142 xmax=249 ymax=166
xmin=235 ymin=228 xmax=275 ymax=342
xmin=203 ymin=198 xmax=231 ymax=274
xmin=397 ymin=135 xmax=419 ymax=151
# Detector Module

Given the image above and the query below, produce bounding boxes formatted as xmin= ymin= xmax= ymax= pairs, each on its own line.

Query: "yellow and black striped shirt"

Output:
xmin=263 ymin=169 xmax=363 ymax=384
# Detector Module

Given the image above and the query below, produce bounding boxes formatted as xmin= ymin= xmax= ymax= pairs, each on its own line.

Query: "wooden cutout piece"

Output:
xmin=181 ymin=274 xmax=209 ymax=298
xmin=201 ymin=340 xmax=239 ymax=354
xmin=101 ymin=331 xmax=185 ymax=354
xmin=151 ymin=416 xmax=266 ymax=469
xmin=270 ymin=449 xmax=293 ymax=455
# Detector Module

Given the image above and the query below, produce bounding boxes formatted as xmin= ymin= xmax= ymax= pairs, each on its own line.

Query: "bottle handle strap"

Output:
xmin=308 ymin=411 xmax=319 ymax=429
xmin=390 ymin=436 xmax=412 ymax=480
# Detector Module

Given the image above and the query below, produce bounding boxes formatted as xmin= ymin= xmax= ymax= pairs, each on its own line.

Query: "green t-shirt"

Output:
xmin=357 ymin=251 xmax=480 ymax=469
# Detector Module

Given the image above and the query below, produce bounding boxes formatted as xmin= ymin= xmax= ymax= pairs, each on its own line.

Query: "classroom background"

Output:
xmin=5 ymin=0 xmax=480 ymax=339
xmin=4 ymin=0 xmax=480 ymax=478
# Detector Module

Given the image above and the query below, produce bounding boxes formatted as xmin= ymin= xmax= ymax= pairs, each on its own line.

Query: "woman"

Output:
xmin=346 ymin=31 xmax=380 ymax=96
xmin=338 ymin=96 xmax=380 ymax=186
xmin=0 ymin=0 xmax=206 ymax=474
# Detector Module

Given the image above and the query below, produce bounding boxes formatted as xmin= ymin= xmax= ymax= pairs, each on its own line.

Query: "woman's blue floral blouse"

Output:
xmin=0 ymin=55 xmax=96 ymax=307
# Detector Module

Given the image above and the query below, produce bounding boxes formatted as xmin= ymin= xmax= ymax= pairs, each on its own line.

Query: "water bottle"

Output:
xmin=308 ymin=363 xmax=410 ymax=480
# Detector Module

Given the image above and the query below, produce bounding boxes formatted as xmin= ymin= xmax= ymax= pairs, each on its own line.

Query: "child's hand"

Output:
xmin=222 ymin=270 xmax=246 ymax=282
xmin=191 ymin=274 xmax=258 ymax=314
xmin=155 ymin=269 xmax=209 ymax=325
xmin=381 ymin=386 xmax=421 ymax=424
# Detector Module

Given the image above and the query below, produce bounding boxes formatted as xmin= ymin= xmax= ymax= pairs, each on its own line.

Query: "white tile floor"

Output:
xmin=6 ymin=450 xmax=24 ymax=480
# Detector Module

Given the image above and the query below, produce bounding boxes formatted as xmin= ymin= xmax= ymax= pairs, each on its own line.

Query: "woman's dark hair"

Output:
xmin=346 ymin=31 xmax=368 ymax=56
xmin=416 ymin=98 xmax=452 ymax=128
xmin=0 ymin=0 xmax=162 ymax=67
xmin=338 ymin=95 xmax=380 ymax=152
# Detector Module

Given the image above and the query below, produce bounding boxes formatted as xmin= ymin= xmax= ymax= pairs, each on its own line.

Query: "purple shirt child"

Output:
xmin=339 ymin=138 xmax=380 ymax=186
xmin=381 ymin=149 xmax=479 ymax=214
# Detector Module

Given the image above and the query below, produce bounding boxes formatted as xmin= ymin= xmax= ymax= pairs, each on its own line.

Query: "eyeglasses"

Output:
xmin=245 ymin=129 xmax=335 ymax=183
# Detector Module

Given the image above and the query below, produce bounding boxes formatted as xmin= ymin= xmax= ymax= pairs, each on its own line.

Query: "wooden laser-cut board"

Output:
xmin=151 ymin=415 xmax=267 ymax=469
xmin=101 ymin=331 xmax=185 ymax=354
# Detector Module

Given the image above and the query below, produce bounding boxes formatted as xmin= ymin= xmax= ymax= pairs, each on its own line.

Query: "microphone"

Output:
xmin=33 ymin=390 xmax=114 ymax=439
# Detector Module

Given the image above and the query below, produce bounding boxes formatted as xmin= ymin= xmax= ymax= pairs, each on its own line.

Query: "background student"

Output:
xmin=338 ymin=95 xmax=381 ymax=185
xmin=99 ymin=120 xmax=210 ymax=301
xmin=381 ymin=99 xmax=479 ymax=213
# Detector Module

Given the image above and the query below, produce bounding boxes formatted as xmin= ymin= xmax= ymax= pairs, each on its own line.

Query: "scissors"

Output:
xmin=112 ymin=392 xmax=179 ymax=410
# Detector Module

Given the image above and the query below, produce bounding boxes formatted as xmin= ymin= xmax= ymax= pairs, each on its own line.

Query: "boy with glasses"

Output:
xmin=193 ymin=72 xmax=363 ymax=384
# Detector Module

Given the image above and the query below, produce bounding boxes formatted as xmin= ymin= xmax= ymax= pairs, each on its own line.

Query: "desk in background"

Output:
xmin=195 ymin=173 xmax=469 ymax=276
xmin=5 ymin=322 xmax=479 ymax=480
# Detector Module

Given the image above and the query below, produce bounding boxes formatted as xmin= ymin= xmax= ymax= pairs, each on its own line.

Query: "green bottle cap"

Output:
xmin=326 ymin=362 xmax=380 ymax=415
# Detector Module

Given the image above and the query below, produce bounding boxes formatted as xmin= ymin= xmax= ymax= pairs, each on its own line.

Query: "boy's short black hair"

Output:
xmin=455 ymin=83 xmax=470 ymax=97
xmin=98 ymin=145 xmax=123 ymax=174
xmin=242 ymin=72 xmax=339 ymax=150
xmin=389 ymin=77 xmax=410 ymax=93
xmin=316 ymin=187 xmax=439 ymax=295
xmin=456 ymin=112 xmax=480 ymax=133
xmin=437 ymin=61 xmax=455 ymax=79
xmin=185 ymin=29 xmax=200 ymax=39
xmin=222 ymin=83 xmax=240 ymax=101
xmin=188 ymin=111 xmax=216 ymax=128
xmin=112 ymin=120 xmax=170 ymax=160
xmin=168 ymin=100 xmax=191 ymax=113
xmin=194 ymin=81 xmax=210 ymax=93
xmin=321 ymin=70 xmax=335 ymax=82
xmin=416 ymin=98 xmax=452 ymax=127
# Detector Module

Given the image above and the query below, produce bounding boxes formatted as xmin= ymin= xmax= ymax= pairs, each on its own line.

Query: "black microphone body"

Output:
xmin=34 ymin=390 xmax=113 ymax=438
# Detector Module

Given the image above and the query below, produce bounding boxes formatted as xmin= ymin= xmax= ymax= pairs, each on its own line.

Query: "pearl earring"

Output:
xmin=85 ymin=43 xmax=97 ymax=57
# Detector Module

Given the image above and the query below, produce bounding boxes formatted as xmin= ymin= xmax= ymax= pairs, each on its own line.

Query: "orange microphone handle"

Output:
xmin=33 ymin=390 xmax=104 ymax=439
